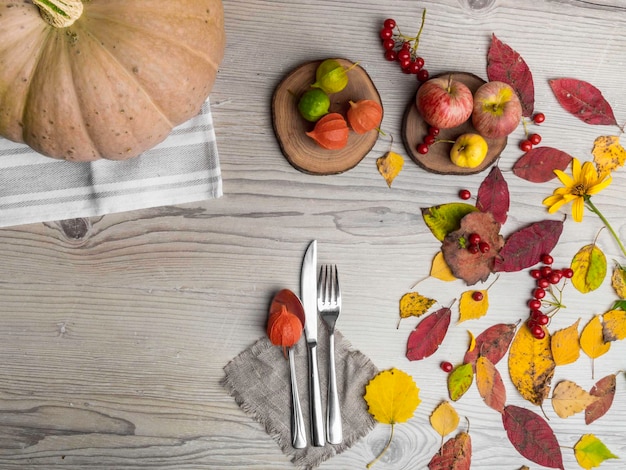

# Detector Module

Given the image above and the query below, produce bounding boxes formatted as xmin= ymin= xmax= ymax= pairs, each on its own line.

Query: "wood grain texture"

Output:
xmin=0 ymin=0 xmax=625 ymax=468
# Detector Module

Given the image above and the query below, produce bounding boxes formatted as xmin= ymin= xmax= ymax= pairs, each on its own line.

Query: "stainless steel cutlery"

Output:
xmin=298 ymin=241 xmax=343 ymax=447
xmin=318 ymin=264 xmax=343 ymax=445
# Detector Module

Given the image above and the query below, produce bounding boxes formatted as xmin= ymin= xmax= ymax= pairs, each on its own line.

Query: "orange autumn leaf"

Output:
xmin=551 ymin=319 xmax=581 ymax=366
xmin=475 ymin=356 xmax=506 ymax=412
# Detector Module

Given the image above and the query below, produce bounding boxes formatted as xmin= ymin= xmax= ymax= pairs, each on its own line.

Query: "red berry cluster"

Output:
xmin=416 ymin=125 xmax=439 ymax=154
xmin=466 ymin=232 xmax=490 ymax=255
xmin=526 ymin=253 xmax=573 ymax=339
xmin=379 ymin=18 xmax=430 ymax=82
xmin=519 ymin=112 xmax=546 ymax=152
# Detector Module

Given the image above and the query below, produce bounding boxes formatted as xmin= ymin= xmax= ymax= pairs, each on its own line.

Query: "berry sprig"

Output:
xmin=519 ymin=112 xmax=546 ymax=152
xmin=416 ymin=125 xmax=439 ymax=154
xmin=379 ymin=11 xmax=430 ymax=82
xmin=526 ymin=253 xmax=572 ymax=339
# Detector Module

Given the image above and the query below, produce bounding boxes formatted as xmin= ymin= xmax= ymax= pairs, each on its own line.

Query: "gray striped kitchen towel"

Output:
xmin=0 ymin=99 xmax=221 ymax=228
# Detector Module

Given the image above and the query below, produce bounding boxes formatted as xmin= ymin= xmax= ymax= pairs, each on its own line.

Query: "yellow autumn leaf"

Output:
xmin=458 ymin=290 xmax=488 ymax=322
xmin=581 ymin=315 xmax=611 ymax=359
xmin=467 ymin=330 xmax=476 ymax=353
xmin=552 ymin=380 xmax=599 ymax=418
xmin=364 ymin=368 xmax=421 ymax=425
xmin=571 ymin=244 xmax=607 ymax=293
xmin=376 ymin=151 xmax=404 ymax=187
xmin=398 ymin=292 xmax=436 ymax=327
xmin=575 ymin=434 xmax=619 ymax=469
xmin=592 ymin=135 xmax=626 ymax=178
xmin=364 ymin=368 xmax=421 ymax=469
xmin=430 ymin=251 xmax=457 ymax=282
xmin=602 ymin=309 xmax=626 ymax=341
xmin=611 ymin=263 xmax=626 ymax=299
xmin=508 ymin=324 xmax=555 ymax=406
xmin=430 ymin=401 xmax=459 ymax=439
xmin=551 ymin=319 xmax=581 ymax=366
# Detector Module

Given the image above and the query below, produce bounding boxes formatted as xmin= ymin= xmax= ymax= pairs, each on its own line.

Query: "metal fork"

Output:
xmin=318 ymin=264 xmax=343 ymax=445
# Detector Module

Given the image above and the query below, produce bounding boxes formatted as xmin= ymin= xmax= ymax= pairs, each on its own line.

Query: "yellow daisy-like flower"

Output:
xmin=543 ymin=157 xmax=612 ymax=222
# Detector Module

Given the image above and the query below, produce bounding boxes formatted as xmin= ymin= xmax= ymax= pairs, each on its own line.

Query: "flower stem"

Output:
xmin=586 ymin=198 xmax=626 ymax=257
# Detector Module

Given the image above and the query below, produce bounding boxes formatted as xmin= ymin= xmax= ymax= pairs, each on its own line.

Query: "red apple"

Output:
xmin=416 ymin=76 xmax=474 ymax=129
xmin=472 ymin=81 xmax=522 ymax=138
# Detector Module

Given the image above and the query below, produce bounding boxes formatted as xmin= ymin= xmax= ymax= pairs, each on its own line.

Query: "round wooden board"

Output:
xmin=402 ymin=72 xmax=507 ymax=175
xmin=271 ymin=59 xmax=382 ymax=175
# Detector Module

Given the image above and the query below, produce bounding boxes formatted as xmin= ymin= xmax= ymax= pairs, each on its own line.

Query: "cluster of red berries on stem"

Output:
xmin=526 ymin=253 xmax=573 ymax=339
xmin=379 ymin=14 xmax=430 ymax=82
xmin=416 ymin=125 xmax=439 ymax=154
xmin=466 ymin=232 xmax=490 ymax=255
xmin=519 ymin=112 xmax=546 ymax=152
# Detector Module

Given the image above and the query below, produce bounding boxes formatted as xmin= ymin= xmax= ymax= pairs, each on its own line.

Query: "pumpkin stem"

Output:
xmin=33 ymin=0 xmax=83 ymax=28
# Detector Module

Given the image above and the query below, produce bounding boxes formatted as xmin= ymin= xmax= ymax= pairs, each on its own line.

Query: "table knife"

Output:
xmin=301 ymin=239 xmax=325 ymax=446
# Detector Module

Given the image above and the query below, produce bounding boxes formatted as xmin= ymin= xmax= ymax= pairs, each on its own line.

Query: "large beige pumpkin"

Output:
xmin=0 ymin=0 xmax=225 ymax=161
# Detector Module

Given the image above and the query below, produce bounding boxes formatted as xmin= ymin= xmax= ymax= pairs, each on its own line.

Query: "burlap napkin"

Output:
xmin=222 ymin=325 xmax=378 ymax=469
xmin=0 ymin=99 xmax=221 ymax=228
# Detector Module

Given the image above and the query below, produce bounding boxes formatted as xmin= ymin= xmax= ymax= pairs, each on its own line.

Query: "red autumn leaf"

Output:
xmin=442 ymin=212 xmax=504 ymax=285
xmin=463 ymin=322 xmax=517 ymax=367
xmin=487 ymin=33 xmax=535 ymax=117
xmin=406 ymin=307 xmax=451 ymax=361
xmin=512 ymin=147 xmax=573 ymax=183
xmin=585 ymin=373 xmax=617 ymax=425
xmin=549 ymin=78 xmax=618 ymax=126
xmin=493 ymin=220 xmax=563 ymax=273
xmin=428 ymin=432 xmax=471 ymax=470
xmin=502 ymin=405 xmax=564 ymax=470
xmin=476 ymin=166 xmax=510 ymax=224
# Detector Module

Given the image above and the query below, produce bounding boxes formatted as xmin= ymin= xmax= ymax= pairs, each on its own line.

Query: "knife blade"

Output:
xmin=301 ymin=239 xmax=325 ymax=446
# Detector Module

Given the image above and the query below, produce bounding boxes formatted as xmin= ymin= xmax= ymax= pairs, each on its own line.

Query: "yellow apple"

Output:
xmin=450 ymin=133 xmax=489 ymax=168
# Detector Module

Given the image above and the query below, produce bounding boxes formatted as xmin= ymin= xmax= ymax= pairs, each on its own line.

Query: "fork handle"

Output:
xmin=308 ymin=343 xmax=325 ymax=446
xmin=326 ymin=332 xmax=342 ymax=444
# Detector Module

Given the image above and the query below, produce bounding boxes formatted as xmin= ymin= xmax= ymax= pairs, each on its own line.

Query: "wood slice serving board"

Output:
xmin=272 ymin=59 xmax=382 ymax=175
xmin=402 ymin=72 xmax=507 ymax=175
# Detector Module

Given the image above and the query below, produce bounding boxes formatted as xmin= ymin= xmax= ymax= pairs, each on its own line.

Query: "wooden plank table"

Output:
xmin=1 ymin=0 xmax=625 ymax=468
